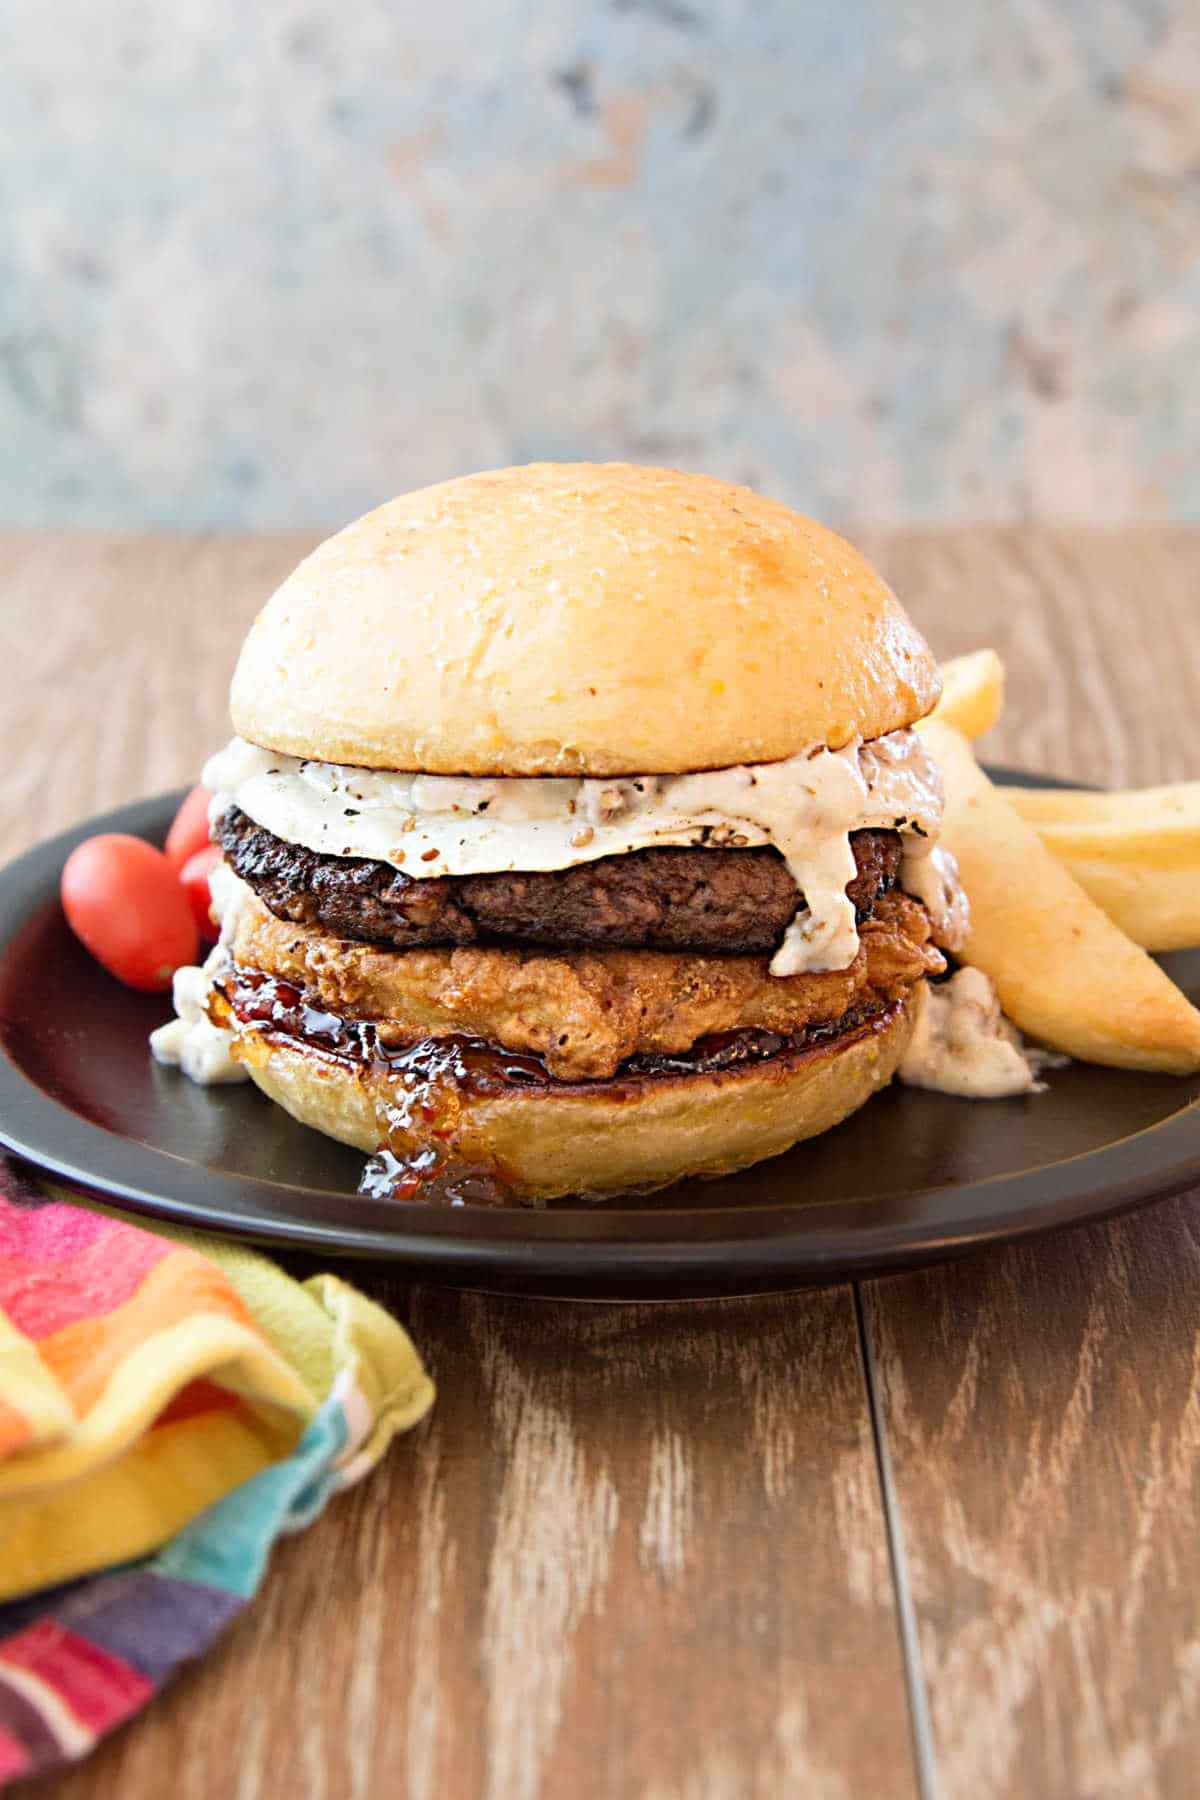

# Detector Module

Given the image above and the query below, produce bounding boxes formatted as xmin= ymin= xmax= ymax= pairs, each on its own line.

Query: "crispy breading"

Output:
xmin=229 ymin=889 xmax=943 ymax=1080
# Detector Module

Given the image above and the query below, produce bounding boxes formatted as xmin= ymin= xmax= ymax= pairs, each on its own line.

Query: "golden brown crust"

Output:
xmin=229 ymin=887 xmax=943 ymax=1079
xmin=229 ymin=463 xmax=941 ymax=776
xmin=233 ymin=997 xmax=917 ymax=1202
xmin=923 ymin=721 xmax=1200 ymax=1074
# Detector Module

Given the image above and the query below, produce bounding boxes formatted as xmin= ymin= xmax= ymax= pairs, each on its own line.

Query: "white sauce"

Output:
xmin=902 ymin=843 xmax=969 ymax=955
xmin=205 ymin=728 xmax=967 ymax=977
xmin=899 ymin=968 xmax=1050 ymax=1099
xmin=150 ymin=960 xmax=246 ymax=1084
xmin=149 ymin=864 xmax=251 ymax=1087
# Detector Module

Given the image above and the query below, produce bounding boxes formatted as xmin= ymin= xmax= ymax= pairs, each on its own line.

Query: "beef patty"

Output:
xmin=218 ymin=808 xmax=903 ymax=957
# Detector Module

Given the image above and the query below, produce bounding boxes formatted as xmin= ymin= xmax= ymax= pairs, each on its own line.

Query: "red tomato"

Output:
xmin=164 ymin=784 xmax=213 ymax=872
xmin=180 ymin=844 xmax=222 ymax=943
xmin=62 ymin=834 xmax=198 ymax=991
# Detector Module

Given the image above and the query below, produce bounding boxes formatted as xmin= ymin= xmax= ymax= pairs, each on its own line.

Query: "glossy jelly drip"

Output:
xmin=357 ymin=1146 xmax=510 ymax=1207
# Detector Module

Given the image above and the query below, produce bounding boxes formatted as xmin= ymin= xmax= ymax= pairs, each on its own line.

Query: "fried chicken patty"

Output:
xmin=225 ymin=887 xmax=943 ymax=1081
xmin=219 ymin=808 xmax=903 ymax=957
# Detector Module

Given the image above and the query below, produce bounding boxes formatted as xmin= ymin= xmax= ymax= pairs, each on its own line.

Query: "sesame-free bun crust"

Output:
xmin=231 ymin=463 xmax=940 ymax=776
xmin=232 ymin=996 xmax=916 ymax=1203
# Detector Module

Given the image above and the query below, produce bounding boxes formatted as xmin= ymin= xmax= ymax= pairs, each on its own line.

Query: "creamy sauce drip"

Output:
xmin=205 ymin=728 xmax=965 ymax=977
xmin=898 ymin=968 xmax=1056 ymax=1099
xmin=149 ymin=864 xmax=252 ymax=1085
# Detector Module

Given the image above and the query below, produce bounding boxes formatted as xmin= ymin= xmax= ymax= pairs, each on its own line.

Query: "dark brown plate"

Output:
xmin=0 ymin=784 xmax=1198 ymax=1298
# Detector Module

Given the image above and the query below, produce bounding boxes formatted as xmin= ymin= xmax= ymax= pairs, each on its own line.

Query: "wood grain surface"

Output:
xmin=43 ymin=1288 xmax=916 ymax=1800
xmin=3 ymin=527 xmax=1199 ymax=1798
xmin=863 ymin=1202 xmax=1200 ymax=1800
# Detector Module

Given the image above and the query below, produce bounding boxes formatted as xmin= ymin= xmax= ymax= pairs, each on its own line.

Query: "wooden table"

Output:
xmin=5 ymin=528 xmax=1200 ymax=1799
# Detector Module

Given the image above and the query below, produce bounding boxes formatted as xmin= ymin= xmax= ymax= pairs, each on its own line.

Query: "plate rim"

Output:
xmin=0 ymin=784 xmax=1197 ymax=1292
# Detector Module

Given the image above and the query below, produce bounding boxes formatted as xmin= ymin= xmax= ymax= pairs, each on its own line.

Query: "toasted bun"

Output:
xmin=232 ymin=996 xmax=916 ymax=1202
xmin=230 ymin=463 xmax=940 ymax=776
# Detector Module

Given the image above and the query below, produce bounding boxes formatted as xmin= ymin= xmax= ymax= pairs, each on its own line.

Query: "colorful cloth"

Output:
xmin=0 ymin=1155 xmax=434 ymax=1786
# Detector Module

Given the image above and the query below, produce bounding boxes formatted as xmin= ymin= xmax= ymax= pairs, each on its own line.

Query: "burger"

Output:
xmin=154 ymin=463 xmax=968 ymax=1204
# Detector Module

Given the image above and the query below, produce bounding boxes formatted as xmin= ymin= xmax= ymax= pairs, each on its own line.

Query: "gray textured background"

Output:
xmin=3 ymin=2 xmax=1199 ymax=529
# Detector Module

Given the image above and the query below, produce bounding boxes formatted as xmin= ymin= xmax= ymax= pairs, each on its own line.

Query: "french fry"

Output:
xmin=922 ymin=720 xmax=1200 ymax=1074
xmin=923 ymin=649 xmax=1006 ymax=741
xmin=1004 ymin=783 xmax=1200 ymax=826
xmin=1000 ymin=783 xmax=1200 ymax=953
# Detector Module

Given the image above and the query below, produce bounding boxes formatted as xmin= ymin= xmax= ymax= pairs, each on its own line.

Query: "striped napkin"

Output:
xmin=0 ymin=1154 xmax=433 ymax=1786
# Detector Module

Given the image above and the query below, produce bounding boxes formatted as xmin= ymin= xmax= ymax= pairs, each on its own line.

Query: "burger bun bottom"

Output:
xmin=233 ymin=991 xmax=919 ymax=1203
